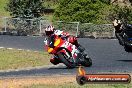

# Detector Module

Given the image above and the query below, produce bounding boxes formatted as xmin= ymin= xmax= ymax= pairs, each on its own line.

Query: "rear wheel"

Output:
xmin=57 ymin=52 xmax=76 ymax=68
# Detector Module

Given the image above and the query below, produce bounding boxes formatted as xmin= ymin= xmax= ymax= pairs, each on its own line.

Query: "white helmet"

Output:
xmin=45 ymin=25 xmax=55 ymax=36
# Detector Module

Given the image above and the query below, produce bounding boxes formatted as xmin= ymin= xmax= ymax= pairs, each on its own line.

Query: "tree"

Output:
xmin=54 ymin=0 xmax=109 ymax=23
xmin=111 ymin=0 xmax=130 ymax=3
xmin=6 ymin=0 xmax=45 ymax=18
xmin=5 ymin=0 xmax=46 ymax=35
xmin=109 ymin=5 xmax=132 ymax=23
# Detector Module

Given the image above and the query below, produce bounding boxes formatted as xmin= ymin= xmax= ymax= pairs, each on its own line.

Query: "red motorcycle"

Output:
xmin=44 ymin=34 xmax=92 ymax=68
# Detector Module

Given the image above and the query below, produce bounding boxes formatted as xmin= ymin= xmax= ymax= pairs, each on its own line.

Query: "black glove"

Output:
xmin=59 ymin=35 xmax=67 ymax=40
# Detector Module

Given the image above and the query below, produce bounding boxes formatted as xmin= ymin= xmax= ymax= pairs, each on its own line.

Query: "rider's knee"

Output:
xmin=50 ymin=58 xmax=60 ymax=65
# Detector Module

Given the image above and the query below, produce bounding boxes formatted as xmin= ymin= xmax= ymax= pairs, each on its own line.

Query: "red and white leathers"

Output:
xmin=44 ymin=30 xmax=69 ymax=47
xmin=44 ymin=30 xmax=78 ymax=65
xmin=54 ymin=30 xmax=69 ymax=37
xmin=54 ymin=30 xmax=78 ymax=45
xmin=44 ymin=25 xmax=76 ymax=44
xmin=45 ymin=29 xmax=78 ymax=46
xmin=44 ymin=25 xmax=83 ymax=65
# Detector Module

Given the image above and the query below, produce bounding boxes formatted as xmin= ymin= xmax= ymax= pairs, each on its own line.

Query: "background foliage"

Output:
xmin=3 ymin=0 xmax=132 ymax=24
xmin=54 ymin=0 xmax=132 ymax=24
xmin=54 ymin=0 xmax=107 ymax=23
xmin=6 ymin=0 xmax=45 ymax=18
xmin=108 ymin=5 xmax=132 ymax=24
xmin=5 ymin=0 xmax=46 ymax=34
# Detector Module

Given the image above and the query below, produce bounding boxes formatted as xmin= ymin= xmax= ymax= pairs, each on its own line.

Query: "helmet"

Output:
xmin=45 ymin=25 xmax=55 ymax=36
xmin=113 ymin=19 xmax=122 ymax=26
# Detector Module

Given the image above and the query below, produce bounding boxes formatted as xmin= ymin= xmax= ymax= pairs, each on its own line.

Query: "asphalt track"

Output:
xmin=0 ymin=35 xmax=132 ymax=77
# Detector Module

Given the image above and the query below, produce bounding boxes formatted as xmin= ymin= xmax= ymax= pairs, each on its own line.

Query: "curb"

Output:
xmin=0 ymin=64 xmax=65 ymax=73
xmin=0 ymin=47 xmax=39 ymax=53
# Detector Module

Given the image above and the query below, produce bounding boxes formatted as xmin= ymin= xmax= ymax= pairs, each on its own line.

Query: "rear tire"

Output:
xmin=57 ymin=52 xmax=76 ymax=68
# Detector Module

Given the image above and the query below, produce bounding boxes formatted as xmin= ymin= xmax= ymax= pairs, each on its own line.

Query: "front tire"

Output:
xmin=81 ymin=55 xmax=92 ymax=67
xmin=57 ymin=52 xmax=76 ymax=68
xmin=124 ymin=45 xmax=132 ymax=52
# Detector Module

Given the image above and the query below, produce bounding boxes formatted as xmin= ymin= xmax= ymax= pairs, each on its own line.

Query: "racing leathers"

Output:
xmin=44 ymin=30 xmax=85 ymax=65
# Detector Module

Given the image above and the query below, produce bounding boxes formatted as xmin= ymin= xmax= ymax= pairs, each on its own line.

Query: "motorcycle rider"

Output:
xmin=44 ymin=25 xmax=85 ymax=65
xmin=113 ymin=19 xmax=123 ymax=33
xmin=112 ymin=19 xmax=124 ymax=45
xmin=113 ymin=18 xmax=132 ymax=46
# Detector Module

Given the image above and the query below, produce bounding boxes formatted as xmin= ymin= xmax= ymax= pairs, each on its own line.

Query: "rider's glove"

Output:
xmin=59 ymin=35 xmax=68 ymax=40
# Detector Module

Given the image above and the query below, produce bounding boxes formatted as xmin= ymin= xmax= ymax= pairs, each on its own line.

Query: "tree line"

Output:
xmin=6 ymin=0 xmax=132 ymax=24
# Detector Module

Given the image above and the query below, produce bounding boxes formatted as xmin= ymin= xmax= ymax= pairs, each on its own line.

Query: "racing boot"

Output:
xmin=50 ymin=57 xmax=60 ymax=65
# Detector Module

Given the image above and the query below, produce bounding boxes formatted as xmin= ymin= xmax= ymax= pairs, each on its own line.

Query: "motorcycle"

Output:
xmin=122 ymin=24 xmax=132 ymax=52
xmin=116 ymin=24 xmax=132 ymax=52
xmin=44 ymin=34 xmax=92 ymax=68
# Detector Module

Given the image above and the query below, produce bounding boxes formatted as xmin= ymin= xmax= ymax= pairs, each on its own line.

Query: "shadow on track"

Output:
xmin=48 ymin=66 xmax=79 ymax=70
xmin=116 ymin=60 xmax=132 ymax=62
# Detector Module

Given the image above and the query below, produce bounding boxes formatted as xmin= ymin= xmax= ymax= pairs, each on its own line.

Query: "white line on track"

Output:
xmin=7 ymin=48 xmax=13 ymax=50
xmin=0 ymin=47 xmax=4 ymax=49
xmin=17 ymin=49 xmax=23 ymax=51
xmin=111 ymin=39 xmax=117 ymax=40
xmin=0 ymin=64 xmax=64 ymax=73
xmin=0 ymin=47 xmax=39 ymax=53
xmin=27 ymin=50 xmax=31 ymax=52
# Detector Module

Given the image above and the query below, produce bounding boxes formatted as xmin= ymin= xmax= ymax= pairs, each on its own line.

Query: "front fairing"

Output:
xmin=123 ymin=31 xmax=132 ymax=46
xmin=47 ymin=35 xmax=64 ymax=54
xmin=47 ymin=35 xmax=81 ymax=62
xmin=47 ymin=35 xmax=56 ymax=53
xmin=48 ymin=35 xmax=55 ymax=48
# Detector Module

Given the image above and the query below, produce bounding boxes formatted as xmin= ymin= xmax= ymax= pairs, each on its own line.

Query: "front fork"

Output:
xmin=76 ymin=51 xmax=90 ymax=64
xmin=50 ymin=54 xmax=62 ymax=65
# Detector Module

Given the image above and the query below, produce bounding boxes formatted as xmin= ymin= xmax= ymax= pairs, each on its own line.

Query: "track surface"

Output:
xmin=0 ymin=35 xmax=132 ymax=77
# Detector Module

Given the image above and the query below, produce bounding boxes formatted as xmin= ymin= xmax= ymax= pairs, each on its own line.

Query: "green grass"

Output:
xmin=24 ymin=83 xmax=132 ymax=88
xmin=0 ymin=48 xmax=51 ymax=70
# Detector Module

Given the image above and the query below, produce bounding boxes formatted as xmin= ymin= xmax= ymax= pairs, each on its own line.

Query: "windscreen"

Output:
xmin=48 ymin=35 xmax=55 ymax=48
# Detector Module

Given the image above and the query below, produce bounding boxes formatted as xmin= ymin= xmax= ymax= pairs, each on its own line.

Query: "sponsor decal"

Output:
xmin=76 ymin=67 xmax=131 ymax=85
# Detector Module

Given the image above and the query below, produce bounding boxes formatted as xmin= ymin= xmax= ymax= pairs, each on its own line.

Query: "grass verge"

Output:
xmin=0 ymin=70 xmax=131 ymax=88
xmin=0 ymin=48 xmax=51 ymax=70
xmin=24 ymin=83 xmax=132 ymax=88
xmin=21 ymin=75 xmax=131 ymax=88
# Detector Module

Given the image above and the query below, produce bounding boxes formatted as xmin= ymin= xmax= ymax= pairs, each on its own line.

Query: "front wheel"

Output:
xmin=81 ymin=55 xmax=92 ymax=67
xmin=124 ymin=45 xmax=132 ymax=52
xmin=57 ymin=52 xmax=76 ymax=68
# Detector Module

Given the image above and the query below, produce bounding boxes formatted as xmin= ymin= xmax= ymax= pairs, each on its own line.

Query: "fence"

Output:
xmin=53 ymin=21 xmax=79 ymax=37
xmin=0 ymin=17 xmax=115 ymax=38
xmin=79 ymin=23 xmax=115 ymax=38
xmin=54 ymin=22 xmax=115 ymax=38
xmin=0 ymin=17 xmax=50 ymax=36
